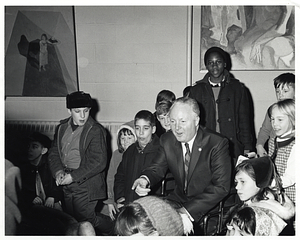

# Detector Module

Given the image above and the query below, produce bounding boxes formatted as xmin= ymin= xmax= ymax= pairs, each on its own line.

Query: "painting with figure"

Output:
xmin=200 ymin=6 xmax=295 ymax=70
xmin=5 ymin=6 xmax=78 ymax=96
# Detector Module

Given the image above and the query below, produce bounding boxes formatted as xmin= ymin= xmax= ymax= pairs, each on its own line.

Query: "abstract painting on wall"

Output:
xmin=5 ymin=6 xmax=78 ymax=96
xmin=200 ymin=6 xmax=295 ymax=70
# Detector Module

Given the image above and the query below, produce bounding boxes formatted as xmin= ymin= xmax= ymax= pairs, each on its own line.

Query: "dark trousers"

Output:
xmin=63 ymin=181 xmax=103 ymax=233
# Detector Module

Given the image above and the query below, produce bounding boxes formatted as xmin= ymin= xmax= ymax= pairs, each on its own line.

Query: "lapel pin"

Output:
xmin=198 ymin=148 xmax=202 ymax=151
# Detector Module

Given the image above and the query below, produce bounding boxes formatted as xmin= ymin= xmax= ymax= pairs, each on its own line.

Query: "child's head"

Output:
xmin=235 ymin=156 xmax=274 ymax=203
xmin=117 ymin=120 xmax=137 ymax=153
xmin=155 ymin=90 xmax=176 ymax=109
xmin=27 ymin=132 xmax=51 ymax=162
xmin=226 ymin=206 xmax=256 ymax=236
xmin=227 ymin=206 xmax=287 ymax=236
xmin=114 ymin=196 xmax=184 ymax=236
xmin=66 ymin=91 xmax=93 ymax=126
xmin=156 ymin=100 xmax=173 ymax=131
xmin=204 ymin=47 xmax=227 ymax=77
xmin=273 ymin=73 xmax=295 ymax=100
xmin=269 ymin=98 xmax=295 ymax=136
xmin=134 ymin=110 xmax=156 ymax=148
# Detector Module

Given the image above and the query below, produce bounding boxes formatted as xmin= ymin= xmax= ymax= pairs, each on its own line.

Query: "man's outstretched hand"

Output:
xmin=131 ymin=177 xmax=151 ymax=196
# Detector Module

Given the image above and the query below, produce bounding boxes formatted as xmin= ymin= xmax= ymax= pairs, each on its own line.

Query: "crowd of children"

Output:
xmin=5 ymin=46 xmax=295 ymax=236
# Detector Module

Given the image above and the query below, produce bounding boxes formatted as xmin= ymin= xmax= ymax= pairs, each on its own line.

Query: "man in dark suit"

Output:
xmin=132 ymin=97 xmax=232 ymax=233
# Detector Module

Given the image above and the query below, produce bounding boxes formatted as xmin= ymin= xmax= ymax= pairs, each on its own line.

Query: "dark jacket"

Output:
xmin=48 ymin=116 xmax=108 ymax=201
xmin=114 ymin=134 xmax=161 ymax=204
xmin=19 ymin=155 xmax=64 ymax=212
xmin=189 ymin=70 xmax=253 ymax=159
xmin=142 ymin=126 xmax=231 ymax=222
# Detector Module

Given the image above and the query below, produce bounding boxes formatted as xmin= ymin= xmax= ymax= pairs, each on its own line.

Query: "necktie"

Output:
xmin=35 ymin=170 xmax=46 ymax=202
xmin=210 ymin=84 xmax=220 ymax=88
xmin=184 ymin=143 xmax=191 ymax=192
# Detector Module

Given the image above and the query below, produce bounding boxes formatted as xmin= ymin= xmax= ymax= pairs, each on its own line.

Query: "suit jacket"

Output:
xmin=142 ymin=126 xmax=231 ymax=222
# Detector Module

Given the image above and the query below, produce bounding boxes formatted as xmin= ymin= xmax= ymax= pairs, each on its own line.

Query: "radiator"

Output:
xmin=5 ymin=120 xmax=123 ymax=151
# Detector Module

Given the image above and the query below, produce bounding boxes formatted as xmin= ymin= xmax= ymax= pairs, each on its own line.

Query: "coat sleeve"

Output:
xmin=113 ymin=154 xmax=126 ymax=202
xmin=142 ymin=145 xmax=169 ymax=186
xmin=183 ymin=137 xmax=232 ymax=222
xmin=237 ymin=85 xmax=254 ymax=151
xmin=104 ymin=151 xmax=121 ymax=204
xmin=257 ymin=111 xmax=272 ymax=147
xmin=48 ymin=124 xmax=64 ymax=178
xmin=71 ymin=125 xmax=107 ymax=183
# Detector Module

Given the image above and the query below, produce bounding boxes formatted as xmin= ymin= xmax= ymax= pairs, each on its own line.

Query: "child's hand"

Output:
xmin=116 ymin=197 xmax=125 ymax=209
xmin=44 ymin=197 xmax=55 ymax=208
xmin=108 ymin=203 xmax=119 ymax=220
xmin=32 ymin=196 xmax=43 ymax=205
xmin=60 ymin=173 xmax=73 ymax=185
xmin=55 ymin=171 xmax=65 ymax=186
xmin=256 ymin=145 xmax=267 ymax=157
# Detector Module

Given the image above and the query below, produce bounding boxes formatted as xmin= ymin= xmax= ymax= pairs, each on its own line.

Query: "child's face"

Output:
xmin=135 ymin=119 xmax=156 ymax=148
xmin=69 ymin=107 xmax=90 ymax=126
xmin=226 ymin=221 xmax=252 ymax=236
xmin=271 ymin=106 xmax=293 ymax=137
xmin=157 ymin=113 xmax=171 ymax=131
xmin=120 ymin=132 xmax=135 ymax=151
xmin=275 ymin=84 xmax=295 ymax=101
xmin=235 ymin=170 xmax=260 ymax=202
xmin=205 ymin=52 xmax=225 ymax=81
xmin=28 ymin=141 xmax=45 ymax=161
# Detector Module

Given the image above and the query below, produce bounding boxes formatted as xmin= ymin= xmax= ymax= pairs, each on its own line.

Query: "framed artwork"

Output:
xmin=5 ymin=6 xmax=79 ymax=96
xmin=200 ymin=6 xmax=295 ymax=71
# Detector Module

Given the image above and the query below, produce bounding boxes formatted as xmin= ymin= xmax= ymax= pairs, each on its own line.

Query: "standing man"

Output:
xmin=132 ymin=97 xmax=231 ymax=233
xmin=48 ymin=91 xmax=107 ymax=233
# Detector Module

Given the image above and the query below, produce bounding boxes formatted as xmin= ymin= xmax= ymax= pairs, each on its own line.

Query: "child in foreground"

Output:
xmin=114 ymin=196 xmax=193 ymax=236
xmin=225 ymin=156 xmax=295 ymax=236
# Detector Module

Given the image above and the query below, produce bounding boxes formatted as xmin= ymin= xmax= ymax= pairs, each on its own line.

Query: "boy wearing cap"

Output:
xmin=48 ymin=91 xmax=108 ymax=233
xmin=19 ymin=132 xmax=63 ymax=215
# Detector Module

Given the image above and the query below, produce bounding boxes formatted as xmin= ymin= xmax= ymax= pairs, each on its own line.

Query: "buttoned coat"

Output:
xmin=189 ymin=70 xmax=253 ymax=159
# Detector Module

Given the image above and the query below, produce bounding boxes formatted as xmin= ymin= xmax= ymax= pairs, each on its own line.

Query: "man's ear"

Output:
xmin=152 ymin=126 xmax=156 ymax=134
xmin=68 ymin=109 xmax=71 ymax=115
xmin=195 ymin=115 xmax=200 ymax=127
xmin=41 ymin=147 xmax=48 ymax=155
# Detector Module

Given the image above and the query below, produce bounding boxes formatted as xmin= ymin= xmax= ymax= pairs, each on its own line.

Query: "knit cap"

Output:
xmin=134 ymin=196 xmax=184 ymax=236
xmin=66 ymin=91 xmax=93 ymax=109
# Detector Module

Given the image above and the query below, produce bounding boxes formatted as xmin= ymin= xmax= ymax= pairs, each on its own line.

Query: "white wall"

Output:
xmin=5 ymin=6 xmax=294 ymax=136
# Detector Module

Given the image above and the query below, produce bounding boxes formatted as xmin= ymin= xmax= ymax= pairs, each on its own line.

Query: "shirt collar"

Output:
xmin=208 ymin=76 xmax=224 ymax=86
xmin=181 ymin=133 xmax=197 ymax=151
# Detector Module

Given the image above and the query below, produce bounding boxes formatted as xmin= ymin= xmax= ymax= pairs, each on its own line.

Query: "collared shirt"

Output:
xmin=61 ymin=120 xmax=84 ymax=169
xmin=208 ymin=77 xmax=224 ymax=133
xmin=181 ymin=133 xmax=197 ymax=159
xmin=208 ymin=76 xmax=224 ymax=87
